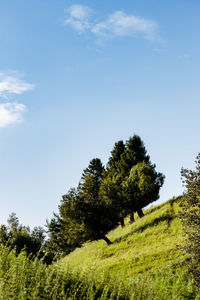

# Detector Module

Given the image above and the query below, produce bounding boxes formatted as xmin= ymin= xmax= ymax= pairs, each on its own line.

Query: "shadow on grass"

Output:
xmin=113 ymin=214 xmax=174 ymax=244
xmin=144 ymin=202 xmax=168 ymax=216
xmin=144 ymin=196 xmax=182 ymax=217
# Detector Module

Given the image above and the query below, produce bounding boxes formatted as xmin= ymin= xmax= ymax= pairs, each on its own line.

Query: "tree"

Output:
xmin=123 ymin=162 xmax=164 ymax=221
xmin=0 ymin=213 xmax=45 ymax=256
xmin=106 ymin=135 xmax=163 ymax=223
xmin=80 ymin=158 xmax=105 ymax=191
xmin=46 ymin=188 xmax=88 ymax=259
xmin=78 ymin=174 xmax=118 ymax=244
xmin=99 ymin=175 xmax=127 ymax=227
xmin=119 ymin=135 xmax=150 ymax=178
xmin=46 ymin=158 xmax=114 ymax=255
xmin=106 ymin=140 xmax=125 ymax=177
xmin=180 ymin=153 xmax=200 ymax=287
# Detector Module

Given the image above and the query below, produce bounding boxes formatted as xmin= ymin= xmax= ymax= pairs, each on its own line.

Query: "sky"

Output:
xmin=0 ymin=0 xmax=199 ymax=228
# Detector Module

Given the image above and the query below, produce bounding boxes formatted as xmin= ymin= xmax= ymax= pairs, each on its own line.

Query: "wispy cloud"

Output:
xmin=0 ymin=71 xmax=34 ymax=128
xmin=92 ymin=11 xmax=157 ymax=40
xmin=64 ymin=5 xmax=159 ymax=42
xmin=64 ymin=4 xmax=93 ymax=33
xmin=0 ymin=71 xmax=34 ymax=99
xmin=0 ymin=103 xmax=26 ymax=128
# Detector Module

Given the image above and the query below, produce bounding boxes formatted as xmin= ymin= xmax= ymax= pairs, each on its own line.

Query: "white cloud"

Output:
xmin=92 ymin=11 xmax=157 ymax=40
xmin=64 ymin=5 xmax=159 ymax=42
xmin=64 ymin=4 xmax=93 ymax=33
xmin=0 ymin=102 xmax=26 ymax=128
xmin=0 ymin=72 xmax=34 ymax=99
xmin=68 ymin=4 xmax=92 ymax=19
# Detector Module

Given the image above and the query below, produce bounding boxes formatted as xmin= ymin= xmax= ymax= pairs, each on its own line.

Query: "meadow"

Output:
xmin=0 ymin=197 xmax=199 ymax=299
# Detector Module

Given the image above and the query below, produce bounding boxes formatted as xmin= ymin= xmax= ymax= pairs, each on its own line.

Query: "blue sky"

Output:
xmin=0 ymin=0 xmax=199 ymax=228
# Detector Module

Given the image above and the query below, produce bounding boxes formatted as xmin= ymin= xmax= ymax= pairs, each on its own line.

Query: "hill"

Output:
xmin=0 ymin=197 xmax=199 ymax=299
xmin=60 ymin=197 xmax=200 ymax=299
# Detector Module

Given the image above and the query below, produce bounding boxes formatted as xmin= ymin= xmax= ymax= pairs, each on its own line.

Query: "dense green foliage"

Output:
xmin=46 ymin=188 xmax=86 ymax=258
xmin=0 ymin=244 xmax=116 ymax=299
xmin=181 ymin=153 xmax=200 ymax=287
xmin=47 ymin=135 xmax=164 ymax=255
xmin=0 ymin=213 xmax=45 ymax=256
xmin=80 ymin=158 xmax=105 ymax=191
xmin=104 ymin=135 xmax=164 ymax=224
xmin=123 ymin=162 xmax=164 ymax=217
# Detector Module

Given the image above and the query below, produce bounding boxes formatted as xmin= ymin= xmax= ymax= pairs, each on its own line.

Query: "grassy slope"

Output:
xmin=0 ymin=198 xmax=199 ymax=299
xmin=60 ymin=198 xmax=200 ymax=299
xmin=61 ymin=197 xmax=185 ymax=281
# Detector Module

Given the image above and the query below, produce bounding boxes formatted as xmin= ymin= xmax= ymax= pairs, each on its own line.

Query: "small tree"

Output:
xmin=181 ymin=153 xmax=200 ymax=287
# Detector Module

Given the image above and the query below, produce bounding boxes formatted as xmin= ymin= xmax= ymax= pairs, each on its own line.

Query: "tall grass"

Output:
xmin=0 ymin=245 xmax=68 ymax=299
xmin=1 ymin=198 xmax=200 ymax=299
xmin=0 ymin=244 xmax=199 ymax=299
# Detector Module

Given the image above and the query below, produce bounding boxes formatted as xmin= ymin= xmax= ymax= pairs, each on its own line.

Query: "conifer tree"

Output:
xmin=123 ymin=162 xmax=164 ymax=220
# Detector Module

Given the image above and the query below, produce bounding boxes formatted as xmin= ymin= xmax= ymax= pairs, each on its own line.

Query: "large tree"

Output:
xmin=80 ymin=158 xmax=105 ymax=191
xmin=78 ymin=174 xmax=118 ymax=244
xmin=106 ymin=140 xmax=125 ymax=177
xmin=99 ymin=174 xmax=127 ymax=227
xmin=46 ymin=188 xmax=88 ymax=258
xmin=123 ymin=162 xmax=164 ymax=222
xmin=119 ymin=135 xmax=150 ymax=178
xmin=106 ymin=135 xmax=163 ymax=223
xmin=180 ymin=153 xmax=200 ymax=287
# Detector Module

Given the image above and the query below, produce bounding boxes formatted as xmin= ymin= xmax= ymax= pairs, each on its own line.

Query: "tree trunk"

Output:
xmin=137 ymin=208 xmax=144 ymax=218
xmin=101 ymin=235 xmax=112 ymax=245
xmin=120 ymin=217 xmax=125 ymax=228
xmin=129 ymin=212 xmax=134 ymax=224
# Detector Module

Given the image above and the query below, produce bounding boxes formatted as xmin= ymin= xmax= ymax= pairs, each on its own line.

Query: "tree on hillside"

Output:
xmin=78 ymin=174 xmax=118 ymax=244
xmin=106 ymin=135 xmax=162 ymax=223
xmin=46 ymin=188 xmax=88 ymax=259
xmin=181 ymin=153 xmax=200 ymax=287
xmin=80 ymin=158 xmax=105 ymax=190
xmin=99 ymin=175 xmax=127 ymax=227
xmin=119 ymin=135 xmax=150 ymax=178
xmin=47 ymin=136 xmax=164 ymax=254
xmin=46 ymin=158 xmax=114 ymax=256
xmin=106 ymin=140 xmax=125 ymax=177
xmin=46 ymin=171 xmax=118 ymax=254
xmin=123 ymin=162 xmax=164 ymax=222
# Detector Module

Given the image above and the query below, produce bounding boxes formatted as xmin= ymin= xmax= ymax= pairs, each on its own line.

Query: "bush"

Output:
xmin=181 ymin=153 xmax=200 ymax=287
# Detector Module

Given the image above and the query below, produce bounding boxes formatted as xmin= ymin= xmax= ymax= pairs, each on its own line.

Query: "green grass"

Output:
xmin=62 ymin=198 xmax=184 ymax=276
xmin=60 ymin=197 xmax=200 ymax=299
xmin=0 ymin=197 xmax=199 ymax=299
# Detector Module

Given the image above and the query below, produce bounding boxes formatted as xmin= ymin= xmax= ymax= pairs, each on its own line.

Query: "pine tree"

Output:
xmin=106 ymin=140 xmax=125 ymax=177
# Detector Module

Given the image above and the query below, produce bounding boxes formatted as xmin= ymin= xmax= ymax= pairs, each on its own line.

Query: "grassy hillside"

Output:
xmin=62 ymin=198 xmax=184 ymax=275
xmin=0 ymin=197 xmax=199 ymax=299
xmin=60 ymin=197 xmax=200 ymax=299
